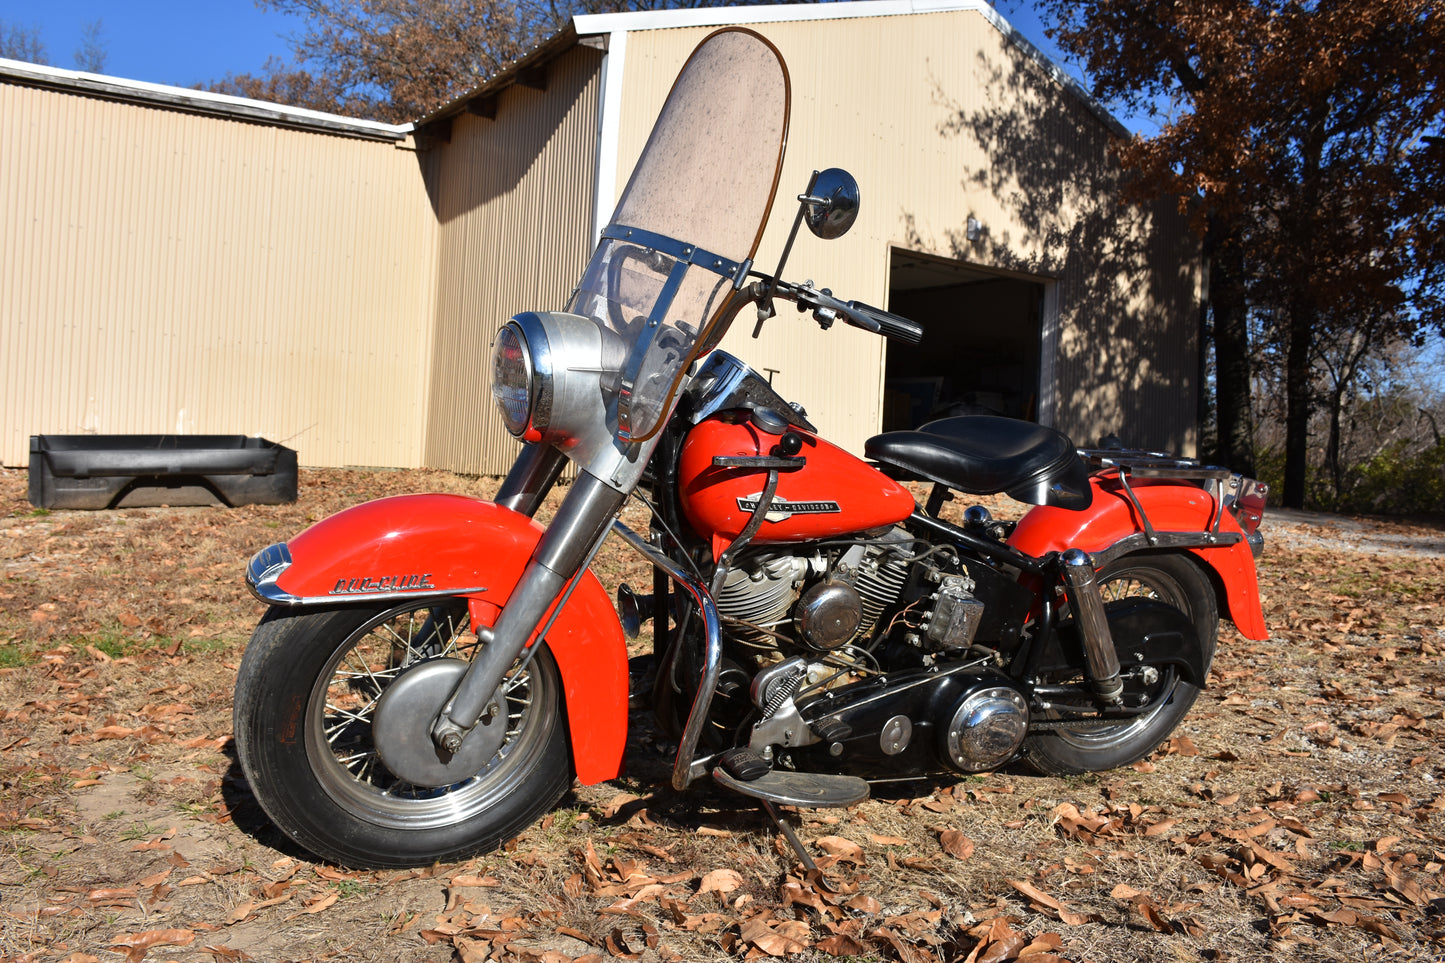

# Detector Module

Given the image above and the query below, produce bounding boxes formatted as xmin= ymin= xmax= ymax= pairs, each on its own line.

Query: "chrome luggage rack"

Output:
xmin=1076 ymin=447 xmax=1265 ymax=564
xmin=1078 ymin=447 xmax=1233 ymax=482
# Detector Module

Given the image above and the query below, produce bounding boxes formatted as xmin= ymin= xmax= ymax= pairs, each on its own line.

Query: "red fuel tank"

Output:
xmin=679 ymin=415 xmax=915 ymax=557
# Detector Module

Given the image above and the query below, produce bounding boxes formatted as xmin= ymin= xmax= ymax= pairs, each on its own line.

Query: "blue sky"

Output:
xmin=0 ymin=0 xmax=306 ymax=88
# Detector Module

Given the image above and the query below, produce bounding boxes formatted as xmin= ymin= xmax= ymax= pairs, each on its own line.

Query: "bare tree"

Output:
xmin=0 ymin=19 xmax=48 ymax=65
xmin=73 ymin=19 xmax=108 ymax=73
xmin=210 ymin=0 xmax=803 ymax=122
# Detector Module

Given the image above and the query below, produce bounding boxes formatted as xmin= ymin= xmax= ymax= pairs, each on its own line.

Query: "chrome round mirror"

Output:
xmin=802 ymin=168 xmax=860 ymax=240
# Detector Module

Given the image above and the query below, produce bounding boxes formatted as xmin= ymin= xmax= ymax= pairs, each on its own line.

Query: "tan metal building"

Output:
xmin=1 ymin=0 xmax=1201 ymax=474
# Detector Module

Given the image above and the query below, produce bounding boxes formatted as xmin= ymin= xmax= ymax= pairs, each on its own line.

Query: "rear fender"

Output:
xmin=1008 ymin=476 xmax=1268 ymax=640
xmin=246 ymin=493 xmax=627 ymax=784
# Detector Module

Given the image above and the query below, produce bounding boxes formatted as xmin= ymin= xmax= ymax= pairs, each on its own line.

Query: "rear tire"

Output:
xmin=1023 ymin=553 xmax=1217 ymax=776
xmin=233 ymin=600 xmax=571 ymax=868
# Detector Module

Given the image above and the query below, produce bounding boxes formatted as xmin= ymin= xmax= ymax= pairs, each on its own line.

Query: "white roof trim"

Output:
xmin=572 ymin=0 xmax=1129 ymax=138
xmin=572 ymin=0 xmax=994 ymax=34
xmin=0 ymin=57 xmax=414 ymax=141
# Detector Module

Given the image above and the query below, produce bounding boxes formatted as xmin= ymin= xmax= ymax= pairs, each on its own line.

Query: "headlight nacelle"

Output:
xmin=490 ymin=312 xmax=614 ymax=445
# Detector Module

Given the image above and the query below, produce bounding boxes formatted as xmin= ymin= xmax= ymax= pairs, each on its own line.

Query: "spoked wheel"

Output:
xmin=233 ymin=599 xmax=571 ymax=868
xmin=1024 ymin=553 xmax=1218 ymax=776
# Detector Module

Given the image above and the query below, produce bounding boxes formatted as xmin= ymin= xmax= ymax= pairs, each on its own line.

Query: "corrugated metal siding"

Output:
xmin=0 ymin=82 xmax=438 ymax=468
xmin=618 ymin=12 xmax=1201 ymax=455
xmin=423 ymin=45 xmax=604 ymax=475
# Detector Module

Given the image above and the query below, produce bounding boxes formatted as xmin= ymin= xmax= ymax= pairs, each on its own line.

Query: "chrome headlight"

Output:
xmin=492 ymin=312 xmax=618 ymax=445
xmin=490 ymin=323 xmax=535 ymax=437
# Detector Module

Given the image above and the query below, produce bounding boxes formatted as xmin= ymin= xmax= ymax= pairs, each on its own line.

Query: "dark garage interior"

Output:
xmin=883 ymin=248 xmax=1047 ymax=430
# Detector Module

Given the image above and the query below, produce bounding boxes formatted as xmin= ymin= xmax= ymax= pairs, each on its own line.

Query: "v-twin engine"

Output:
xmin=715 ymin=528 xmax=988 ymax=656
xmin=715 ymin=530 xmax=915 ymax=651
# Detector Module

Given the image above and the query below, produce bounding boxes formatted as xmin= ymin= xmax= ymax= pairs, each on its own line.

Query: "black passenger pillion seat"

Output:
xmin=865 ymin=416 xmax=1093 ymax=510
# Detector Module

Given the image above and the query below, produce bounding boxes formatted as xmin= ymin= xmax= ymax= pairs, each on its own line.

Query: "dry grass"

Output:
xmin=1 ymin=465 xmax=1443 ymax=962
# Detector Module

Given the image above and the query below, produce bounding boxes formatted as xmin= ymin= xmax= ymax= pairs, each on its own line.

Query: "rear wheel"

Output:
xmin=233 ymin=599 xmax=571 ymax=868
xmin=1023 ymin=553 xmax=1217 ymax=776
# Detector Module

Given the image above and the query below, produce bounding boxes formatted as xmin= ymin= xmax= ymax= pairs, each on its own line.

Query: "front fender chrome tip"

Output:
xmin=246 ymin=542 xmax=302 ymax=605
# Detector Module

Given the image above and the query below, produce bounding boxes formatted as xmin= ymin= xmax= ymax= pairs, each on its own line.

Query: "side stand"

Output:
xmin=759 ymin=799 xmax=817 ymax=874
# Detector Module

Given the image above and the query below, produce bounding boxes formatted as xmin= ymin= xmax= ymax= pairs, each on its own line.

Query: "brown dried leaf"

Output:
xmin=740 ymin=918 xmax=809 ymax=955
xmin=301 ymin=891 xmax=339 ymax=914
xmin=697 ymin=868 xmax=744 ymax=895
xmin=1008 ymin=879 xmax=1062 ymax=912
xmin=846 ymin=893 xmax=881 ymax=914
xmin=1135 ymin=898 xmax=1177 ymax=934
xmin=449 ymin=874 xmax=500 ymax=888
xmin=940 ymin=829 xmax=975 ymax=860
xmin=601 ymin=793 xmax=642 ymax=818
xmin=604 ymin=927 xmax=643 ymax=959
xmin=108 ymin=929 xmax=195 ymax=963
xmin=816 ymin=836 xmax=866 ymax=864
xmin=225 ymin=901 xmax=257 ymax=925
xmin=87 ymin=887 xmax=137 ymax=904
xmin=1019 ymin=932 xmax=1065 ymax=957
xmin=816 ymin=933 xmax=867 ymax=956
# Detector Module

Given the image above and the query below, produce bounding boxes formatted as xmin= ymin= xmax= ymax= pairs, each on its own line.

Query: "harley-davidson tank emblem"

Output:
xmin=736 ymin=494 xmax=841 ymax=523
xmin=330 ymin=573 xmax=436 ymax=595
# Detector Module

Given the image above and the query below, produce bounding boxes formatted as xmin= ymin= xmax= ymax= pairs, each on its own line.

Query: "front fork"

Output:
xmin=430 ymin=445 xmax=625 ymax=751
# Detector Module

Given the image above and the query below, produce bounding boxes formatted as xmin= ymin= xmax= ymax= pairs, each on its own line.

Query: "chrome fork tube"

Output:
xmin=432 ymin=470 xmax=625 ymax=749
xmin=1059 ymin=548 xmax=1124 ymax=706
xmin=495 ymin=442 xmax=567 ymax=517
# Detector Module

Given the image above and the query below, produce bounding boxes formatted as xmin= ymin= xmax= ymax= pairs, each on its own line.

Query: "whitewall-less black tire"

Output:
xmin=233 ymin=601 xmax=571 ymax=868
xmin=1023 ymin=553 xmax=1218 ymax=776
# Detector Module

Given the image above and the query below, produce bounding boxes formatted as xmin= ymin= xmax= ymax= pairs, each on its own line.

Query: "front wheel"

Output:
xmin=233 ymin=599 xmax=571 ymax=868
xmin=1023 ymin=553 xmax=1218 ymax=776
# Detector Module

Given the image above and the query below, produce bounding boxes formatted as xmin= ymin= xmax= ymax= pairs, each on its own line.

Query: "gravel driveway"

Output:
xmin=1265 ymin=507 xmax=1445 ymax=558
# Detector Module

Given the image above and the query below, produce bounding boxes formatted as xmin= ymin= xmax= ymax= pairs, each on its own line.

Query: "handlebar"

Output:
xmin=843 ymin=299 xmax=924 ymax=345
xmin=742 ymin=275 xmax=925 ymax=345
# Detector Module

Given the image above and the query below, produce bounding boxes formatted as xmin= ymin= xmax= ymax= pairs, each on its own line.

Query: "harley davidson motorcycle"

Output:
xmin=234 ymin=28 xmax=1268 ymax=869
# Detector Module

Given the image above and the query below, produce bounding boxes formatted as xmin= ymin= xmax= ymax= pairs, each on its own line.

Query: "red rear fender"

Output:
xmin=1008 ymin=477 xmax=1268 ymax=640
xmin=248 ymin=494 xmax=627 ymax=783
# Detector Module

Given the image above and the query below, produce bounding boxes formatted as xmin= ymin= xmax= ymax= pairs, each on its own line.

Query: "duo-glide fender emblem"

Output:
xmin=331 ymin=573 xmax=437 ymax=595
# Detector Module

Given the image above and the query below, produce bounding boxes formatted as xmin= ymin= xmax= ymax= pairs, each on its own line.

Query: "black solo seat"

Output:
xmin=865 ymin=416 xmax=1093 ymax=510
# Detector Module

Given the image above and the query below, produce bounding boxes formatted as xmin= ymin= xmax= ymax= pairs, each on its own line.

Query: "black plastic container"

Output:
xmin=28 ymin=435 xmax=298 ymax=509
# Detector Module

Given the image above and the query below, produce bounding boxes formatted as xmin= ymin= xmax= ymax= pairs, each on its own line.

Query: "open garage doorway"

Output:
xmin=883 ymin=248 xmax=1050 ymax=431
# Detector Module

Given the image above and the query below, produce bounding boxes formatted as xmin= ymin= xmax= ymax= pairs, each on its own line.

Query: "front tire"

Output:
xmin=233 ymin=600 xmax=571 ymax=868
xmin=1023 ymin=553 xmax=1218 ymax=776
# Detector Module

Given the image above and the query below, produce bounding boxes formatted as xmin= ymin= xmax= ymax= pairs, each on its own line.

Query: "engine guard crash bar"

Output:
xmin=611 ymin=520 xmax=722 ymax=790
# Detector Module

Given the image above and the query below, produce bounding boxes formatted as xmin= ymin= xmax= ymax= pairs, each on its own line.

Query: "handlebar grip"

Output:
xmin=847 ymin=301 xmax=924 ymax=345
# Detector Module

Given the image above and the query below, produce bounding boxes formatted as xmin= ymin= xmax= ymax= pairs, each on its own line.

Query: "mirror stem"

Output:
xmin=754 ymin=170 xmax=821 ymax=337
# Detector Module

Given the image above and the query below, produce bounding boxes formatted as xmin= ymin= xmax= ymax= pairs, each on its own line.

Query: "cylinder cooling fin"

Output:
xmin=848 ymin=534 xmax=914 ymax=640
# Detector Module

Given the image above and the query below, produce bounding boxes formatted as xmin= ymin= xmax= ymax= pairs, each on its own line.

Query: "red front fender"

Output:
xmin=258 ymin=493 xmax=627 ymax=784
xmin=1007 ymin=477 xmax=1268 ymax=640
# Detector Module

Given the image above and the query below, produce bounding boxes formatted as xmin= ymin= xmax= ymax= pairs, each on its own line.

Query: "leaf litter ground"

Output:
xmin=1 ymin=466 xmax=1443 ymax=963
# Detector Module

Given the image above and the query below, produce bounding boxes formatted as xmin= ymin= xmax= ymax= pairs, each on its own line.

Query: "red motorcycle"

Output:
xmin=233 ymin=28 xmax=1268 ymax=869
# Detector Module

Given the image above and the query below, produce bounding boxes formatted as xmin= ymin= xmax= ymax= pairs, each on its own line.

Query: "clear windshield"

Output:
xmin=567 ymin=28 xmax=789 ymax=442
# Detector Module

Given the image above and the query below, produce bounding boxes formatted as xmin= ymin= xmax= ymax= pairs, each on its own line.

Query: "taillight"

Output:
xmin=1226 ymin=475 xmax=1267 ymax=536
